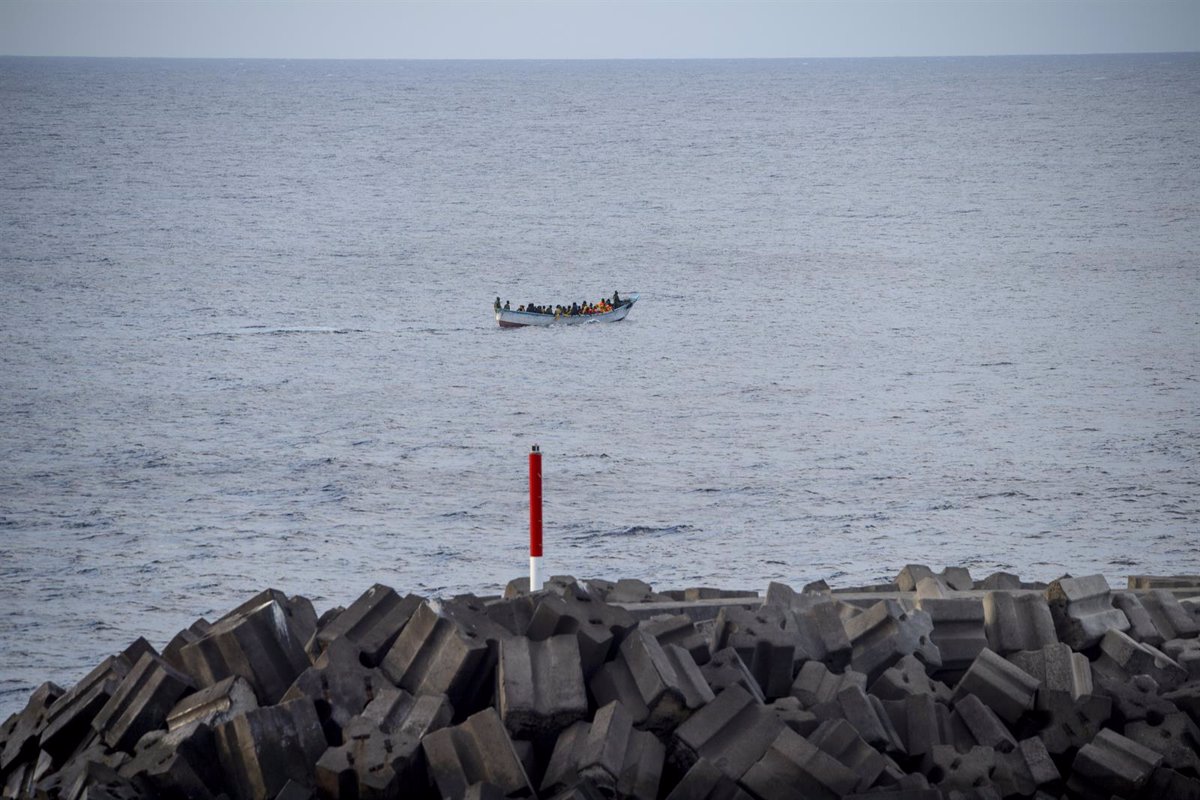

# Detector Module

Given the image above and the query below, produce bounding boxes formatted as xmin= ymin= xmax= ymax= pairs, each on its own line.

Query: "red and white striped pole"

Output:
xmin=529 ymin=444 xmax=543 ymax=590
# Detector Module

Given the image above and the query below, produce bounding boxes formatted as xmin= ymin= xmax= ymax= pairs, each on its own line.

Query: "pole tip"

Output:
xmin=531 ymin=444 xmax=540 ymax=453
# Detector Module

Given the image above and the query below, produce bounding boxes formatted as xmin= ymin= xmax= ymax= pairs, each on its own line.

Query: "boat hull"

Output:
xmin=495 ymin=295 xmax=638 ymax=328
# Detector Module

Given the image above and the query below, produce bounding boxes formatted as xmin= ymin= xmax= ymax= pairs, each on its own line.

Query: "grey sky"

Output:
xmin=1 ymin=0 xmax=1198 ymax=59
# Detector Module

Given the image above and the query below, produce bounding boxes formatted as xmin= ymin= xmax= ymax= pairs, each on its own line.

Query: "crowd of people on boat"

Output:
xmin=494 ymin=291 xmax=627 ymax=317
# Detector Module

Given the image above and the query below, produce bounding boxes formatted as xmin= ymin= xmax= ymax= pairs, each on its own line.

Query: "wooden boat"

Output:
xmin=495 ymin=294 xmax=639 ymax=328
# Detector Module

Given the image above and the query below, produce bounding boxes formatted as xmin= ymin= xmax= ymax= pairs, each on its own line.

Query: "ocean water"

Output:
xmin=1 ymin=54 xmax=1197 ymax=716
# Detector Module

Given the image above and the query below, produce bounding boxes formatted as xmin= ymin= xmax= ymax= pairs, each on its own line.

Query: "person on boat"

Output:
xmin=612 ymin=291 xmax=621 ymax=306
xmin=494 ymin=297 xmax=501 ymax=312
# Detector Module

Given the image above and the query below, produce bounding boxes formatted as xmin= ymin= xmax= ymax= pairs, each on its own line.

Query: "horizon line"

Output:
xmin=2 ymin=49 xmax=1198 ymax=62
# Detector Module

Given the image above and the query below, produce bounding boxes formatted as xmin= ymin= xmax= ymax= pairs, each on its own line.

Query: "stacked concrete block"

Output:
xmin=868 ymin=654 xmax=952 ymax=704
xmin=91 ymin=652 xmax=195 ymax=753
xmin=0 ymin=681 xmax=63 ymax=777
xmin=739 ymin=726 xmax=859 ymax=800
xmin=950 ymin=693 xmax=1017 ymax=753
xmin=951 ymin=648 xmax=1038 ymax=726
xmin=162 ymin=620 xmax=213 ymax=676
xmin=843 ymin=600 xmax=941 ymax=682
xmin=590 ymin=630 xmax=713 ymax=734
xmin=641 ymin=614 xmax=711 ymax=667
xmin=811 ymin=685 xmax=904 ymax=753
xmin=1112 ymin=591 xmax=1166 ymax=646
xmin=314 ymin=690 xmax=452 ymax=799
xmin=8 ymin=570 xmax=1200 ymax=799
xmin=664 ymin=758 xmax=753 ymax=800
xmin=525 ymin=591 xmax=635 ymax=678
xmin=380 ymin=601 xmax=491 ymax=713
xmin=40 ymin=656 xmax=132 ymax=761
xmin=670 ymin=686 xmax=784 ymax=782
xmin=1093 ymin=627 xmax=1188 ymax=690
xmin=1007 ymin=642 xmax=1092 ymax=699
xmin=915 ymin=594 xmax=988 ymax=675
xmin=808 ymin=718 xmax=899 ymax=792
xmin=896 ymin=565 xmax=939 ymax=592
xmin=881 ymin=693 xmax=952 ymax=758
xmin=421 ymin=708 xmax=534 ymax=799
xmin=982 ymin=592 xmax=1057 ymax=655
xmin=708 ymin=606 xmax=797 ymax=699
xmin=212 ymin=698 xmax=328 ymax=800
xmin=312 ymin=584 xmax=423 ymax=666
xmin=1045 ymin=575 xmax=1130 ymax=650
xmin=179 ymin=589 xmax=313 ymax=706
xmin=1067 ymin=728 xmax=1163 ymax=799
xmin=541 ymin=701 xmax=664 ymax=799
xmin=765 ymin=583 xmax=852 ymax=671
xmin=1125 ymin=710 xmax=1200 ymax=774
xmin=702 ymin=647 xmax=766 ymax=704
xmin=281 ymin=635 xmax=392 ymax=735
xmin=1142 ymin=588 xmax=1200 ymax=640
xmin=790 ymin=660 xmax=867 ymax=707
xmin=496 ymin=634 xmax=588 ymax=739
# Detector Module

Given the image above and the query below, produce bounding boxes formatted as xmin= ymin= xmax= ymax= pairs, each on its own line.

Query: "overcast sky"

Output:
xmin=1 ymin=0 xmax=1198 ymax=59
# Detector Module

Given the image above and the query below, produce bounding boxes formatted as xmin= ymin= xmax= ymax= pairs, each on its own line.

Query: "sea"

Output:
xmin=1 ymin=54 xmax=1198 ymax=717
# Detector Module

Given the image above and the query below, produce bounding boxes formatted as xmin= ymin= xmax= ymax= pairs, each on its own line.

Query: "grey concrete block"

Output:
xmin=817 ymin=685 xmax=904 ymax=753
xmin=995 ymin=737 xmax=1059 ymax=798
xmin=118 ymin=720 xmax=223 ymax=799
xmin=663 ymin=758 xmax=754 ymax=800
xmin=982 ymin=592 xmax=1057 ymax=655
xmin=574 ymin=701 xmax=664 ymax=799
xmin=844 ymin=600 xmax=941 ymax=682
xmin=213 ymin=697 xmax=328 ymax=800
xmin=1045 ymin=575 xmax=1129 ymax=650
xmin=951 ymin=648 xmax=1038 ymax=725
xmin=702 ymin=647 xmax=765 ymax=704
xmin=282 ymin=635 xmax=390 ymax=734
xmin=941 ymin=567 xmax=975 ymax=592
xmin=379 ymin=601 xmax=491 ymax=714
xmin=917 ymin=597 xmax=988 ymax=673
xmin=1067 ymin=728 xmax=1162 ymax=800
xmin=868 ymin=654 xmax=951 ymax=704
xmin=1125 ymin=711 xmax=1200 ymax=774
xmin=976 ymin=572 xmax=1021 ymax=591
xmin=1146 ymin=767 xmax=1200 ymax=800
xmin=1142 ymin=588 xmax=1200 ymax=640
xmin=670 ymin=685 xmax=783 ymax=782
xmin=0 ymin=681 xmax=63 ymax=775
xmin=162 ymin=619 xmax=212 ymax=676
xmin=882 ymin=693 xmax=951 ymax=758
xmin=1094 ymin=627 xmax=1188 ymax=691
xmin=785 ymin=600 xmax=853 ymax=672
xmin=617 ymin=630 xmax=714 ymax=734
xmin=951 ymin=693 xmax=1016 ymax=754
xmin=41 ymin=657 xmax=131 ymax=761
xmin=708 ymin=606 xmax=797 ymax=699
xmin=766 ymin=696 xmax=820 ymax=737
xmin=312 ymin=584 xmax=422 ymax=666
xmin=314 ymin=692 xmax=451 ymax=800
xmin=92 ymin=652 xmax=195 ymax=753
xmin=642 ymin=614 xmax=711 ymax=667
xmin=179 ymin=589 xmax=313 ymax=706
xmin=525 ymin=592 xmax=635 ymax=679
xmin=922 ymin=744 xmax=999 ymax=793
xmin=1007 ymin=642 xmax=1092 ymax=700
xmin=808 ymin=718 xmax=896 ymax=792
xmin=740 ymin=726 xmax=859 ymax=800
xmin=421 ymin=707 xmax=534 ymax=800
xmin=540 ymin=720 xmax=593 ymax=796
xmin=166 ymin=675 xmax=258 ymax=734
xmin=791 ymin=660 xmax=867 ymax=707
xmin=896 ymin=565 xmax=938 ymax=592
xmin=1094 ymin=671 xmax=1176 ymax=724
xmin=1164 ymin=682 xmax=1200 ymax=727
xmin=1112 ymin=591 xmax=1165 ymax=646
xmin=496 ymin=635 xmax=587 ymax=739
xmin=1163 ymin=637 xmax=1200 ymax=681
xmin=1029 ymin=689 xmax=1111 ymax=755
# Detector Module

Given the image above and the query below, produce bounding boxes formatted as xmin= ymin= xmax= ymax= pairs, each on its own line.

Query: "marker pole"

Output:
xmin=529 ymin=444 xmax=543 ymax=590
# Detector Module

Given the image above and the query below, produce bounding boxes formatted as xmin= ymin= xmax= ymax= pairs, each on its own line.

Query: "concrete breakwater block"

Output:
xmin=5 ymin=569 xmax=1200 ymax=799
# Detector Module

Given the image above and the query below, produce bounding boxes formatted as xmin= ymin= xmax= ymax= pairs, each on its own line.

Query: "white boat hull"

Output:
xmin=495 ymin=294 xmax=639 ymax=328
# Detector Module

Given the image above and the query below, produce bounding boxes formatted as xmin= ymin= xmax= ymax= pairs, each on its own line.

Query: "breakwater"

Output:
xmin=2 ymin=568 xmax=1199 ymax=799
